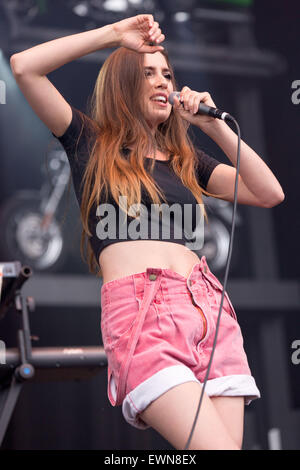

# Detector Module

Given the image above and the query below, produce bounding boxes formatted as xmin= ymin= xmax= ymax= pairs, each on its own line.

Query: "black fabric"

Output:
xmin=52 ymin=106 xmax=221 ymax=265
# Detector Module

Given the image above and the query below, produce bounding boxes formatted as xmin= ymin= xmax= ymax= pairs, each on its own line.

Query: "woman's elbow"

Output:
xmin=10 ymin=54 xmax=27 ymax=77
xmin=263 ymin=189 xmax=285 ymax=208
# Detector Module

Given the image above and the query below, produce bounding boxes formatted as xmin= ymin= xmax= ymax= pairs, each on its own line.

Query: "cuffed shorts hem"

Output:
xmin=121 ymin=364 xmax=261 ymax=430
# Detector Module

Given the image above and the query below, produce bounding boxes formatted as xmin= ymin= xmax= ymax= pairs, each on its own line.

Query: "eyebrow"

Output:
xmin=144 ymin=66 xmax=171 ymax=72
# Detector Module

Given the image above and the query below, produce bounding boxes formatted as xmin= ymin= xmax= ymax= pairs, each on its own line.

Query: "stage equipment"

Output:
xmin=0 ymin=261 xmax=107 ymax=447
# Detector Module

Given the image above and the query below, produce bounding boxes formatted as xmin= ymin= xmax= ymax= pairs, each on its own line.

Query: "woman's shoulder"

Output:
xmin=52 ymin=105 xmax=98 ymax=150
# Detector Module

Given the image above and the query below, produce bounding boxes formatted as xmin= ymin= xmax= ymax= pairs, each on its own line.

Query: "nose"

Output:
xmin=155 ymin=82 xmax=169 ymax=96
xmin=155 ymin=75 xmax=169 ymax=88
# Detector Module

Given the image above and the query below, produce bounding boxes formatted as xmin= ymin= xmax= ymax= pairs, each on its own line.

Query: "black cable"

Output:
xmin=184 ymin=117 xmax=241 ymax=450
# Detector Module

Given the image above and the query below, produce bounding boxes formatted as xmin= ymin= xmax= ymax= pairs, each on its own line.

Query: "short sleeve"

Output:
xmin=51 ymin=106 xmax=96 ymax=206
xmin=195 ymin=150 xmax=221 ymax=190
xmin=51 ymin=106 xmax=92 ymax=167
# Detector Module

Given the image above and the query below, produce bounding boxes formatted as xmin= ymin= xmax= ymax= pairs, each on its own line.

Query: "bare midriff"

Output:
xmin=99 ymin=151 xmax=201 ymax=285
xmin=99 ymin=240 xmax=201 ymax=286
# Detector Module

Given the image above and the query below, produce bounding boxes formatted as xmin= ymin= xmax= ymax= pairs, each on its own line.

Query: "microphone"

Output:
xmin=168 ymin=91 xmax=234 ymax=122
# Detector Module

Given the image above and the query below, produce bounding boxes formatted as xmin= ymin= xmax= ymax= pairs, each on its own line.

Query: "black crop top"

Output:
xmin=52 ymin=106 xmax=221 ymax=265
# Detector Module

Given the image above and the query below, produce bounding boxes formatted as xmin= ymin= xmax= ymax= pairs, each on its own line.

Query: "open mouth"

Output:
xmin=150 ymin=94 xmax=168 ymax=107
xmin=151 ymin=100 xmax=168 ymax=107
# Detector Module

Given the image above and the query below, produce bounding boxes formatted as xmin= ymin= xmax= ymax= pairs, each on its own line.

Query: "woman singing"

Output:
xmin=10 ymin=14 xmax=284 ymax=450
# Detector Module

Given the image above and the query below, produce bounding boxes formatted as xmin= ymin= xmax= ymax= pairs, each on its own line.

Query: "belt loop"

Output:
xmin=187 ymin=261 xmax=201 ymax=290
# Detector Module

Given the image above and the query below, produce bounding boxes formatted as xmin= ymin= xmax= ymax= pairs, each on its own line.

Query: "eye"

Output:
xmin=144 ymin=71 xmax=172 ymax=80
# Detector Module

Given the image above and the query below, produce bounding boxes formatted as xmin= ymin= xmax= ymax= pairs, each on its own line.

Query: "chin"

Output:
xmin=147 ymin=112 xmax=171 ymax=127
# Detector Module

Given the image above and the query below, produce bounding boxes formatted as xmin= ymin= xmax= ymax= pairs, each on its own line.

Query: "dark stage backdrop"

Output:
xmin=0 ymin=0 xmax=299 ymax=450
xmin=253 ymin=0 xmax=300 ymax=279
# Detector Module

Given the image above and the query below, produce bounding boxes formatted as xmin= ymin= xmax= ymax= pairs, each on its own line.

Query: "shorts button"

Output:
xmin=149 ymin=274 xmax=157 ymax=281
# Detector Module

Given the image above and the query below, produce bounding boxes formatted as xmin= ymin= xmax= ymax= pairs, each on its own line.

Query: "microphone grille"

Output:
xmin=168 ymin=91 xmax=180 ymax=105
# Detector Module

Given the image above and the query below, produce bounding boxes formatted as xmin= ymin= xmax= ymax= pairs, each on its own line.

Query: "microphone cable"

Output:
xmin=184 ymin=116 xmax=241 ymax=450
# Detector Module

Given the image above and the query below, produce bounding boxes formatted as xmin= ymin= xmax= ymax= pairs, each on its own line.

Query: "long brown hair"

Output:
xmin=78 ymin=47 xmax=218 ymax=277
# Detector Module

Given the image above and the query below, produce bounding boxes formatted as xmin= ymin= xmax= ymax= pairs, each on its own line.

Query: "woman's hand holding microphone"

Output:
xmin=172 ymin=87 xmax=221 ymax=131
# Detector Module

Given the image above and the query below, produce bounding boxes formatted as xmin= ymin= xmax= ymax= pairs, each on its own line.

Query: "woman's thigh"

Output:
xmin=210 ymin=396 xmax=245 ymax=449
xmin=139 ymin=381 xmax=241 ymax=450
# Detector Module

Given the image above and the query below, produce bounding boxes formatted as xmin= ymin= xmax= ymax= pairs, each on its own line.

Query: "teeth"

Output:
xmin=151 ymin=96 xmax=167 ymax=103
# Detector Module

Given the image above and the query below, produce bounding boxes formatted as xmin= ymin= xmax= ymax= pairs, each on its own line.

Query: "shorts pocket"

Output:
xmin=101 ymin=298 xmax=138 ymax=350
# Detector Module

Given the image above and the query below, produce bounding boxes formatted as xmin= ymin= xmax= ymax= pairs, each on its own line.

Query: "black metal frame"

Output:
xmin=0 ymin=266 xmax=107 ymax=448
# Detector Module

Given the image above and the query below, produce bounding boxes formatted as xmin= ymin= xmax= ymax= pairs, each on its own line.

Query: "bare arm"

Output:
xmin=10 ymin=15 xmax=165 ymax=137
xmin=205 ymin=120 xmax=285 ymax=208
xmin=10 ymin=24 xmax=120 ymax=137
xmin=10 ymin=24 xmax=119 ymax=77
xmin=173 ymin=88 xmax=285 ymax=208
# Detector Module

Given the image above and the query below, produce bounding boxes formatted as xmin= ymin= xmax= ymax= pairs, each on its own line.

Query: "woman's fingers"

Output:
xmin=149 ymin=34 xmax=165 ymax=47
xmin=148 ymin=21 xmax=159 ymax=38
xmin=173 ymin=95 xmax=182 ymax=109
xmin=177 ymin=87 xmax=215 ymax=114
xmin=135 ymin=16 xmax=165 ymax=49
xmin=148 ymin=29 xmax=164 ymax=45
xmin=144 ymin=23 xmax=165 ymax=51
xmin=192 ymin=94 xmax=200 ymax=114
xmin=116 ymin=14 xmax=165 ymax=53
xmin=150 ymin=29 xmax=162 ymax=42
xmin=136 ymin=14 xmax=153 ymax=29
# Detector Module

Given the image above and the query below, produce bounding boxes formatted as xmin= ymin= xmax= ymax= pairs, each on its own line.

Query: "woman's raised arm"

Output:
xmin=10 ymin=14 xmax=165 ymax=137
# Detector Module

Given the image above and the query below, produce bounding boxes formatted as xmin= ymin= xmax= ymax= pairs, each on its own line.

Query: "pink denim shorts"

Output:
xmin=100 ymin=255 xmax=260 ymax=430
